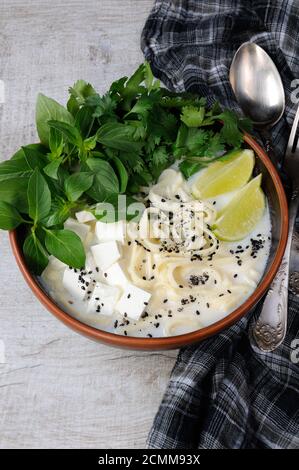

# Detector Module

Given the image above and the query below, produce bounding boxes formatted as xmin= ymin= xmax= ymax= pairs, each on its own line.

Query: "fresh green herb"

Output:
xmin=44 ymin=157 xmax=64 ymax=180
xmin=86 ymin=158 xmax=119 ymax=201
xmin=27 ymin=168 xmax=51 ymax=224
xmin=0 ymin=201 xmax=24 ymax=230
xmin=23 ymin=233 xmax=49 ymax=275
xmin=36 ymin=93 xmax=74 ymax=146
xmin=0 ymin=61 xmax=251 ymax=274
xmin=44 ymin=229 xmax=86 ymax=268
xmin=64 ymin=173 xmax=94 ymax=202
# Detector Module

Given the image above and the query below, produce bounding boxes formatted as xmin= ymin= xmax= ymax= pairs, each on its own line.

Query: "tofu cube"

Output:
xmin=104 ymin=262 xmax=128 ymax=287
xmin=87 ymin=282 xmax=120 ymax=316
xmin=62 ymin=267 xmax=92 ymax=301
xmin=64 ymin=218 xmax=90 ymax=242
xmin=116 ymin=284 xmax=151 ymax=320
xmin=95 ymin=220 xmax=125 ymax=244
xmin=75 ymin=210 xmax=96 ymax=224
xmin=91 ymin=241 xmax=121 ymax=271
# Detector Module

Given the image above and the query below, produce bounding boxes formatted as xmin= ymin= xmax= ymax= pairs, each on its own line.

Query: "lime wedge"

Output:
xmin=212 ymin=175 xmax=265 ymax=241
xmin=192 ymin=149 xmax=255 ymax=199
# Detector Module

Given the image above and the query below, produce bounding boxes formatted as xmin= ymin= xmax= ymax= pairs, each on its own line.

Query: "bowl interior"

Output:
xmin=10 ymin=134 xmax=288 ymax=350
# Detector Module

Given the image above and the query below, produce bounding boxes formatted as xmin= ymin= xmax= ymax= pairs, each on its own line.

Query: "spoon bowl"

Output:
xmin=230 ymin=42 xmax=285 ymax=127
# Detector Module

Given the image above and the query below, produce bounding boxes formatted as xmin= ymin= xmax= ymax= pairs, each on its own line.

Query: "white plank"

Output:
xmin=0 ymin=0 xmax=177 ymax=449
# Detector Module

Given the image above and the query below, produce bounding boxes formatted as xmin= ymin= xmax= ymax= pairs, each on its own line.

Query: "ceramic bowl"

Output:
xmin=9 ymin=134 xmax=288 ymax=350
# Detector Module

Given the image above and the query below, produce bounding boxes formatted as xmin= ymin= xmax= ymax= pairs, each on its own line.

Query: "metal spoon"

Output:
xmin=230 ymin=42 xmax=285 ymax=167
xmin=229 ymin=42 xmax=291 ymax=352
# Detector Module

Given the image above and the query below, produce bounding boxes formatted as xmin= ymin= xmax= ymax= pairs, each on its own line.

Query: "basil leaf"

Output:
xmin=75 ymin=106 xmax=94 ymax=138
xmin=44 ymin=198 xmax=70 ymax=228
xmin=22 ymin=146 xmax=48 ymax=170
xmin=48 ymin=120 xmax=83 ymax=148
xmin=28 ymin=168 xmax=51 ymax=223
xmin=0 ymin=201 xmax=23 ymax=230
xmin=86 ymin=158 xmax=119 ymax=201
xmin=0 ymin=157 xmax=32 ymax=182
xmin=0 ymin=177 xmax=29 ymax=213
xmin=10 ymin=144 xmax=48 ymax=160
xmin=49 ymin=127 xmax=64 ymax=158
xmin=96 ymin=123 xmax=143 ymax=153
xmin=112 ymin=156 xmax=128 ymax=193
xmin=23 ymin=233 xmax=49 ymax=275
xmin=36 ymin=94 xmax=74 ymax=146
xmin=45 ymin=229 xmax=85 ymax=268
xmin=64 ymin=172 xmax=94 ymax=202
xmin=44 ymin=158 xmax=63 ymax=180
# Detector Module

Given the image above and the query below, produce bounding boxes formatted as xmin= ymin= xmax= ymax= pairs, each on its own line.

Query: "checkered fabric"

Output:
xmin=141 ymin=0 xmax=299 ymax=449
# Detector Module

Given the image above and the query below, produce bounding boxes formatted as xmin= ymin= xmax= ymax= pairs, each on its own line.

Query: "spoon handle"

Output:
xmin=252 ymin=195 xmax=298 ymax=351
xmin=259 ymin=129 xmax=280 ymax=169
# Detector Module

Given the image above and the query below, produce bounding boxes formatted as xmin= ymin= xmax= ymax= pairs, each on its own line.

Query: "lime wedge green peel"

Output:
xmin=212 ymin=174 xmax=265 ymax=242
xmin=191 ymin=149 xmax=255 ymax=199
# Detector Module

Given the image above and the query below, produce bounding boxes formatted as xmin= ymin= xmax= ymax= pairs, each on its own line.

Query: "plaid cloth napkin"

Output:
xmin=141 ymin=0 xmax=299 ymax=449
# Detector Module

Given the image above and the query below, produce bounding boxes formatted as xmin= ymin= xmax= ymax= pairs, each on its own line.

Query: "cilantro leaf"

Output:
xmin=85 ymin=93 xmax=117 ymax=119
xmin=218 ymin=110 xmax=244 ymax=148
xmin=180 ymin=106 xmax=205 ymax=127
xmin=152 ymin=146 xmax=169 ymax=167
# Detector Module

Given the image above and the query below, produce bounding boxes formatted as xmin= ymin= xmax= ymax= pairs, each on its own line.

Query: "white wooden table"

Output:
xmin=0 ymin=0 xmax=177 ymax=449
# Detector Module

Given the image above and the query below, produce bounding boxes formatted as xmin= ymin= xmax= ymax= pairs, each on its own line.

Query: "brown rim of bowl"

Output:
xmin=9 ymin=134 xmax=289 ymax=350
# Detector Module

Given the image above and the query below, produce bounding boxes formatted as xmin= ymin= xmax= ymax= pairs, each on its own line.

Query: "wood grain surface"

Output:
xmin=0 ymin=0 xmax=177 ymax=449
